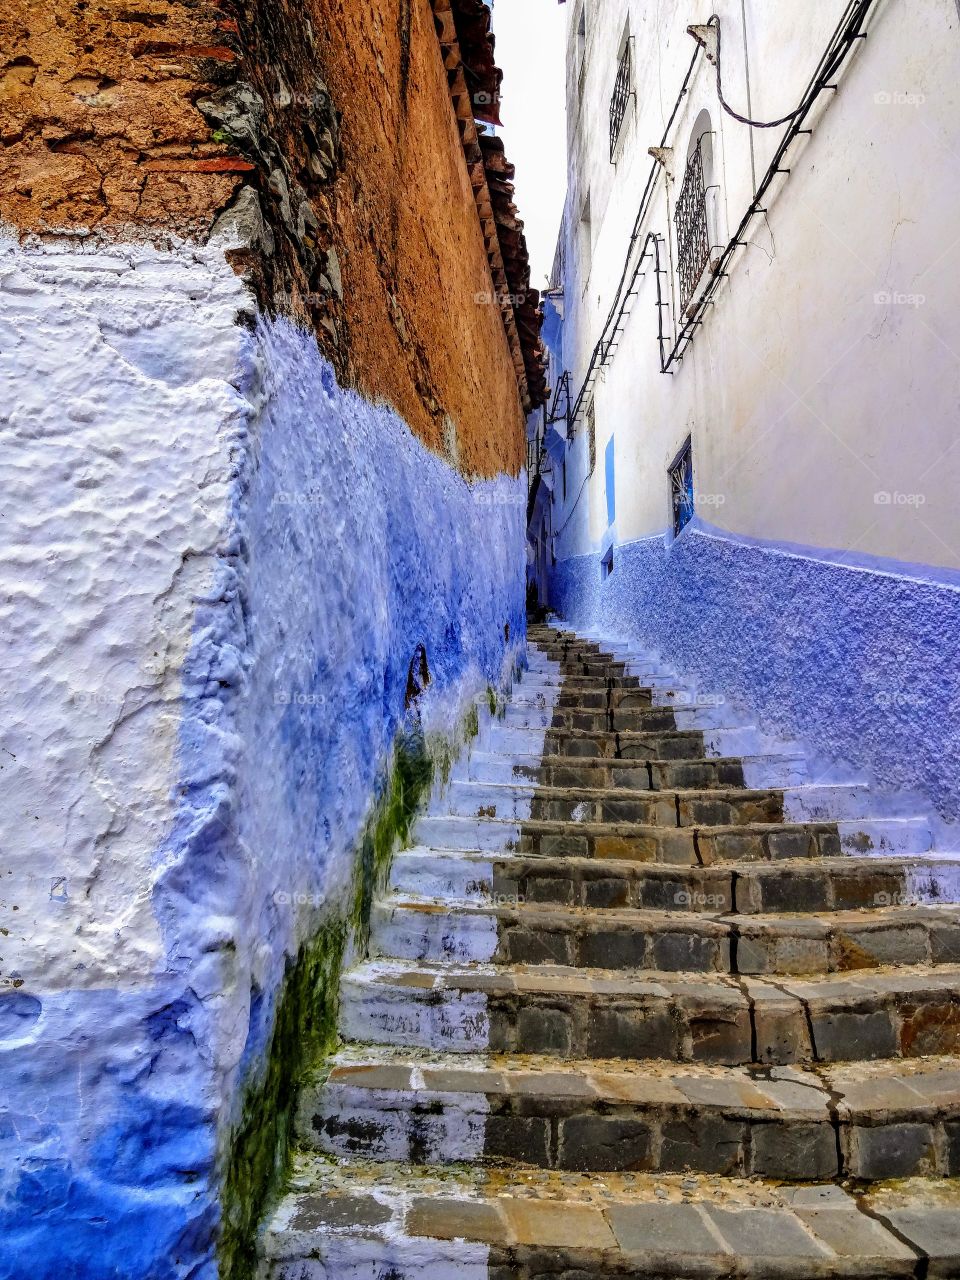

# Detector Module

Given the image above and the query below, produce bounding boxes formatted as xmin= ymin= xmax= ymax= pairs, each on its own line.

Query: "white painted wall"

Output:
xmin=552 ymin=0 xmax=960 ymax=571
xmin=0 ymin=237 xmax=250 ymax=993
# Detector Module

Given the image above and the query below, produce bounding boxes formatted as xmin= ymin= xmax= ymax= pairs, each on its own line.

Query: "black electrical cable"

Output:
xmin=567 ymin=44 xmax=702 ymax=428
xmin=708 ymin=14 xmax=802 ymax=128
xmin=565 ymin=0 xmax=873 ymax=420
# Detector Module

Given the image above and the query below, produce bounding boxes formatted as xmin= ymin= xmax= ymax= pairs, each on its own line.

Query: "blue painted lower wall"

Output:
xmin=550 ymin=522 xmax=960 ymax=832
xmin=0 ymin=315 xmax=527 ymax=1280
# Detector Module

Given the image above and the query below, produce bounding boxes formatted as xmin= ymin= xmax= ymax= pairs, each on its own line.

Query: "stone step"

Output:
xmin=545 ymin=658 xmax=630 ymax=676
xmin=485 ymin=722 xmax=710 ymax=759
xmin=511 ymin=683 xmax=689 ymax=710
xmin=413 ymin=813 xmax=933 ymax=863
xmin=504 ymin=703 xmax=760 ymax=734
xmin=370 ymin=895 xmax=960 ymax=975
xmin=298 ymin=1046 xmax=960 ymax=1181
xmin=441 ymin=779 xmax=787 ymax=824
xmin=503 ymin=704 xmax=682 ymax=732
xmin=495 ymin=721 xmax=787 ymax=760
xmin=518 ymin=669 xmax=667 ymax=690
xmin=390 ymin=848 xmax=960 ymax=915
xmin=261 ymin=1154 xmax=960 ymax=1278
xmin=339 ymin=957 xmax=960 ymax=1065
xmin=441 ymin=779 xmax=896 ymax=825
xmin=463 ymin=750 xmax=810 ymax=790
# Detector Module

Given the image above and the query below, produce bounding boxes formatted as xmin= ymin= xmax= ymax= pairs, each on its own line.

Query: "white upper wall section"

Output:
xmin=0 ymin=237 xmax=249 ymax=991
xmin=553 ymin=0 xmax=960 ymax=571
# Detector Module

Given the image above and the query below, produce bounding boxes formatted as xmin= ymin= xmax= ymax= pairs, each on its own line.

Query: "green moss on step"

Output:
xmin=218 ymin=917 xmax=347 ymax=1280
xmin=464 ymin=702 xmax=480 ymax=741
xmin=218 ymin=695 xmax=501 ymax=1278
xmin=351 ymin=729 xmax=434 ymax=950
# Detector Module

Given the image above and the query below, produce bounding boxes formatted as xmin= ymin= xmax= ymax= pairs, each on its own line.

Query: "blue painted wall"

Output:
xmin=604 ymin=436 xmax=616 ymax=528
xmin=549 ymin=520 xmax=960 ymax=833
xmin=0 ymin=316 xmax=526 ymax=1279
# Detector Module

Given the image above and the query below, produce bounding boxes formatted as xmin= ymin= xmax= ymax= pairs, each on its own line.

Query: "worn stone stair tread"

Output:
xmin=299 ymin=1046 xmax=960 ymax=1179
xmin=379 ymin=892 xmax=960 ymax=928
xmin=458 ymin=781 xmax=782 ymax=796
xmin=340 ymin=957 xmax=960 ymax=1065
xmin=465 ymin=749 xmax=811 ymax=788
xmin=452 ymin=779 xmax=808 ymax=803
xmin=391 ymin=847 xmax=960 ymax=915
xmin=443 ymin=777 xmax=908 ymax=824
xmin=261 ymin=1152 xmax=960 ymax=1277
xmin=506 ymin=724 xmax=707 ymax=743
xmin=311 ymin=1043 xmax=960 ymax=1117
xmin=372 ymin=894 xmax=960 ymax=974
xmin=310 ymin=1042 xmax=960 ymax=1119
xmin=415 ymin=813 xmax=931 ymax=862
xmin=475 ymin=749 xmax=808 ymax=770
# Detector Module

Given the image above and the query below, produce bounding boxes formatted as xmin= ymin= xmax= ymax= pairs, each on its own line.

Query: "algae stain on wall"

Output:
xmin=217 ymin=714 xmax=473 ymax=1279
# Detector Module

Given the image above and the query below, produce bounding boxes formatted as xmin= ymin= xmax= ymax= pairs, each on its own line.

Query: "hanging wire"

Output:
xmin=707 ymin=14 xmax=802 ymax=129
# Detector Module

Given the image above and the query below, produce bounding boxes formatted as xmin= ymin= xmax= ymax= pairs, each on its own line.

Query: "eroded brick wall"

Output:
xmin=0 ymin=0 xmax=525 ymax=476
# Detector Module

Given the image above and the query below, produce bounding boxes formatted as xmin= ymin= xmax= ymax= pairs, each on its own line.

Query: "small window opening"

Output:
xmin=609 ymin=36 xmax=633 ymax=160
xmin=669 ymin=438 xmax=695 ymax=537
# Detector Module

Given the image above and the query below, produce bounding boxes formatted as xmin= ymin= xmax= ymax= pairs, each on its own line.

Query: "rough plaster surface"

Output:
xmin=548 ymin=523 xmax=960 ymax=834
xmin=0 ymin=235 xmax=249 ymax=991
xmin=0 ymin=0 xmax=527 ymax=477
xmin=0 ymin=236 xmax=526 ymax=1278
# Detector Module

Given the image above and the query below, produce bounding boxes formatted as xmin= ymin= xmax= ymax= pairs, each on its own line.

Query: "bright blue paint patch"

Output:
xmin=605 ymin=436 xmax=616 ymax=528
xmin=549 ymin=520 xmax=960 ymax=831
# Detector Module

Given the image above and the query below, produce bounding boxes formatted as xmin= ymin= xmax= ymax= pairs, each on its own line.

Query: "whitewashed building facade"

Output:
xmin=538 ymin=0 xmax=960 ymax=835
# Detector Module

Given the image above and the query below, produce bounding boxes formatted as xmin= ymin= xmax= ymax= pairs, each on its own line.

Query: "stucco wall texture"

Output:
xmin=0 ymin=231 xmax=527 ymax=1277
xmin=549 ymin=525 xmax=960 ymax=836
xmin=0 ymin=0 xmax=525 ymax=476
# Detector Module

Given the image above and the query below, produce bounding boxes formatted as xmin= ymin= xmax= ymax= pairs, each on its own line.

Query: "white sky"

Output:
xmin=492 ymin=0 xmax=568 ymax=289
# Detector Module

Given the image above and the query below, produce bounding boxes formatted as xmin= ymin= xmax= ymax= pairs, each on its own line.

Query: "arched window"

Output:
xmin=675 ymin=110 xmax=719 ymax=313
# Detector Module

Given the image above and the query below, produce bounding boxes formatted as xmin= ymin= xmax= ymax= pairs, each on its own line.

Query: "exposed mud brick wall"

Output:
xmin=0 ymin=0 xmax=525 ymax=476
xmin=297 ymin=0 xmax=527 ymax=474
xmin=0 ymin=0 xmax=245 ymax=232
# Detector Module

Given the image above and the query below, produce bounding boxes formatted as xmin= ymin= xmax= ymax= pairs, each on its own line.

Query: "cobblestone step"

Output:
xmin=370 ymin=895 xmax=960 ymax=975
xmin=390 ymin=848 xmax=960 ymax=915
xmin=444 ymin=779 xmax=783 ymax=823
xmin=443 ymin=779 xmax=898 ymax=825
xmin=503 ymin=704 xmax=685 ymax=732
xmin=414 ymin=813 xmax=933 ymax=862
xmin=298 ymin=1047 xmax=960 ymax=1181
xmin=490 ymin=720 xmax=795 ymax=759
xmin=485 ymin=722 xmax=712 ymax=759
xmin=464 ymin=750 xmax=811 ymax=790
xmin=339 ymin=957 xmax=960 ymax=1065
xmin=261 ymin=1153 xmax=960 ymax=1278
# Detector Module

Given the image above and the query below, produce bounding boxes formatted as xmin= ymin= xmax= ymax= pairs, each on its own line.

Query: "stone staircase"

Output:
xmin=259 ymin=623 xmax=960 ymax=1278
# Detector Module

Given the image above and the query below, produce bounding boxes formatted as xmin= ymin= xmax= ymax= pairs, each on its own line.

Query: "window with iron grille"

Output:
xmin=669 ymin=438 xmax=694 ymax=537
xmin=674 ymin=141 xmax=711 ymax=311
xmin=609 ymin=42 xmax=632 ymax=160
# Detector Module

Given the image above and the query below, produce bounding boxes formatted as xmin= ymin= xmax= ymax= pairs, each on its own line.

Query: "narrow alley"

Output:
xmin=2 ymin=0 xmax=960 ymax=1277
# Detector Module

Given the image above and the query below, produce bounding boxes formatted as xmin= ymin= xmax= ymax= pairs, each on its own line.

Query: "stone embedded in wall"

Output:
xmin=194 ymin=69 xmax=346 ymax=363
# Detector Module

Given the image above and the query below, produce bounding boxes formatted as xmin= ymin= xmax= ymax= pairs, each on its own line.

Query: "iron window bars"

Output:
xmin=669 ymin=438 xmax=694 ymax=536
xmin=609 ymin=42 xmax=632 ymax=160
xmin=674 ymin=140 xmax=711 ymax=311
